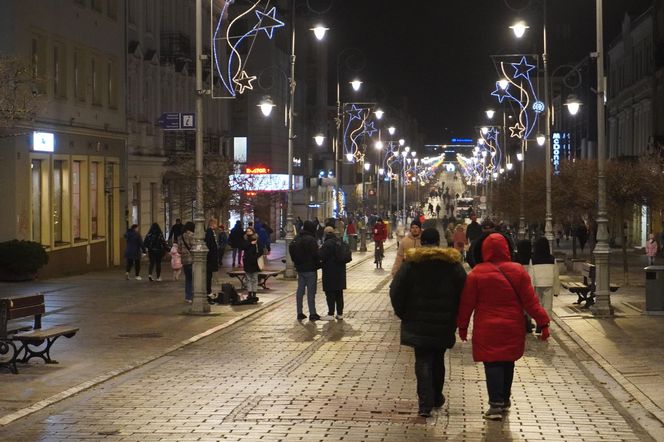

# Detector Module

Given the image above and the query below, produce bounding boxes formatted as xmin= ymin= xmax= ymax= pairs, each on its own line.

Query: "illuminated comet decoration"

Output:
xmin=490 ymin=55 xmax=542 ymax=139
xmin=342 ymin=104 xmax=380 ymax=162
xmin=212 ymin=1 xmax=285 ymax=98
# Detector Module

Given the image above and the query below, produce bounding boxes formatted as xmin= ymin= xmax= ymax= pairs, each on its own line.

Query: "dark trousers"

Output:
xmin=414 ymin=347 xmax=446 ymax=412
xmin=126 ymin=258 xmax=141 ymax=276
xmin=325 ymin=290 xmax=344 ymax=316
xmin=483 ymin=361 xmax=515 ymax=405
xmin=183 ymin=264 xmax=193 ymax=300
xmin=206 ymin=269 xmax=214 ymax=295
xmin=148 ymin=251 xmax=162 ymax=278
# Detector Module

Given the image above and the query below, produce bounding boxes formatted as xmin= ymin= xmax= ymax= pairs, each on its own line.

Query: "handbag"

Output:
xmin=256 ymin=244 xmax=265 ymax=271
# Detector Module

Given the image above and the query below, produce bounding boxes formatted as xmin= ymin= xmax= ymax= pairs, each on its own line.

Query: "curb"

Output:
xmin=552 ymin=314 xmax=664 ymax=437
xmin=0 ymin=242 xmax=390 ymax=427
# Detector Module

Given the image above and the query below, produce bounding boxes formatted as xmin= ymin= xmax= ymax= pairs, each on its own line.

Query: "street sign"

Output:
xmin=157 ymin=113 xmax=196 ymax=130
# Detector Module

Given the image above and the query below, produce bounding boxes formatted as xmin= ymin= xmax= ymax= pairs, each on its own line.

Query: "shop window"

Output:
xmin=72 ymin=159 xmax=90 ymax=242
xmin=90 ymin=161 xmax=105 ymax=239
xmin=30 ymin=159 xmax=50 ymax=245
xmin=53 ymin=158 xmax=71 ymax=246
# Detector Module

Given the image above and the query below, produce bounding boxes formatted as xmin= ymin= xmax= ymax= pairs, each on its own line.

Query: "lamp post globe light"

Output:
xmin=350 ymin=79 xmax=362 ymax=91
xmin=564 ymin=94 xmax=582 ymax=116
xmin=486 ymin=109 xmax=495 ymax=119
xmin=388 ymin=126 xmax=396 ymax=136
xmin=310 ymin=24 xmax=329 ymax=41
xmin=314 ymin=134 xmax=325 ymax=146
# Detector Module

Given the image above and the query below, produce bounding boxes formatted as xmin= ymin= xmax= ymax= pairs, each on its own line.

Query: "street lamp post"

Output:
xmin=190 ymin=0 xmax=209 ymax=314
xmin=592 ymin=0 xmax=612 ymax=316
xmin=283 ymin=1 xmax=297 ymax=279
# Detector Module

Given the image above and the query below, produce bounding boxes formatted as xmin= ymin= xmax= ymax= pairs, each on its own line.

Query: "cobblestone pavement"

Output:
xmin=0 ymin=248 xmax=656 ymax=441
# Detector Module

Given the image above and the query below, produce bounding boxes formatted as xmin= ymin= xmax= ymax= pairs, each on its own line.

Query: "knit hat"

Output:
xmin=324 ymin=226 xmax=335 ymax=235
xmin=420 ymin=228 xmax=440 ymax=246
xmin=410 ymin=219 xmax=422 ymax=228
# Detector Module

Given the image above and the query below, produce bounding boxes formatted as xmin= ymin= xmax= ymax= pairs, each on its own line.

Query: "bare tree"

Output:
xmin=0 ymin=56 xmax=45 ymax=136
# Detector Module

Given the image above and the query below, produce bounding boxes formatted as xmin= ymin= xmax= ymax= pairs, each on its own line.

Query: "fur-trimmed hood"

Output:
xmin=405 ymin=246 xmax=462 ymax=264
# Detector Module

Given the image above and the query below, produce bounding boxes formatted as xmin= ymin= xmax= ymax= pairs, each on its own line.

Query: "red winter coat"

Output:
xmin=372 ymin=222 xmax=387 ymax=242
xmin=457 ymin=233 xmax=550 ymax=362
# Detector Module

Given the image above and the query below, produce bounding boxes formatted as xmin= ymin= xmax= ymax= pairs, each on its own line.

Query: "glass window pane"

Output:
xmin=31 ymin=160 xmax=41 ymax=243
xmin=91 ymin=162 xmax=98 ymax=238
xmin=53 ymin=160 xmax=64 ymax=244
xmin=73 ymin=161 xmax=81 ymax=240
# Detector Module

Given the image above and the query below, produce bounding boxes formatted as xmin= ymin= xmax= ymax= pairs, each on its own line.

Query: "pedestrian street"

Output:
xmin=0 ymin=248 xmax=652 ymax=441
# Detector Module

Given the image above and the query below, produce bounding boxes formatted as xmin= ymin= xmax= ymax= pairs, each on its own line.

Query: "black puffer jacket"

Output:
xmin=390 ymin=246 xmax=466 ymax=349
xmin=319 ymin=233 xmax=346 ymax=291
xmin=289 ymin=221 xmax=320 ymax=272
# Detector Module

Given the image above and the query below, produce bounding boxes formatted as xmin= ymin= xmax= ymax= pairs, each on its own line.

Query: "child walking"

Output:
xmin=170 ymin=243 xmax=183 ymax=281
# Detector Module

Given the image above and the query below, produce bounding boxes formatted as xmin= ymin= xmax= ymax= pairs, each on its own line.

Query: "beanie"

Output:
xmin=410 ymin=219 xmax=422 ymax=228
xmin=420 ymin=228 xmax=440 ymax=246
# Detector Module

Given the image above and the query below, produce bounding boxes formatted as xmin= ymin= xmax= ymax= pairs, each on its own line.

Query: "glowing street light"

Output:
xmin=399 ymin=138 xmax=405 ymax=146
xmin=258 ymin=96 xmax=275 ymax=117
xmin=517 ymin=152 xmax=524 ymax=161
xmin=374 ymin=140 xmax=384 ymax=150
xmin=346 ymin=153 xmax=354 ymax=162
xmin=536 ymin=133 xmax=546 ymax=146
xmin=510 ymin=21 xmax=530 ymax=38
xmin=498 ymin=79 xmax=509 ymax=90
xmin=481 ymin=127 xmax=489 ymax=134
xmin=314 ymin=134 xmax=325 ymax=146
xmin=486 ymin=109 xmax=495 ymax=119
xmin=310 ymin=25 xmax=329 ymax=41
xmin=374 ymin=109 xmax=384 ymax=120
xmin=564 ymin=94 xmax=582 ymax=116
xmin=364 ymin=162 xmax=371 ymax=171
xmin=350 ymin=79 xmax=362 ymax=91
xmin=388 ymin=126 xmax=396 ymax=136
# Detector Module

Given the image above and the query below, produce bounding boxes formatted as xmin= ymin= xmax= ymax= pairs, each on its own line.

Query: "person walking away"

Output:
xmin=452 ymin=224 xmax=466 ymax=256
xmin=390 ymin=228 xmax=466 ymax=417
xmin=178 ymin=222 xmax=195 ymax=303
xmin=289 ymin=220 xmax=328 ymax=321
xmin=167 ymin=218 xmax=184 ymax=246
xmin=228 ymin=220 xmax=244 ymax=267
xmin=372 ymin=217 xmax=387 ymax=263
xmin=435 ymin=204 xmax=441 ymax=218
xmin=319 ymin=226 xmax=348 ymax=320
xmin=205 ymin=218 xmax=220 ymax=296
xmin=466 ymin=213 xmax=482 ymax=245
xmin=646 ymin=233 xmax=658 ymax=266
xmin=531 ymin=237 xmax=559 ymax=322
xmin=124 ymin=224 xmax=145 ymax=280
xmin=576 ymin=223 xmax=588 ymax=252
xmin=516 ymin=239 xmax=535 ymax=333
xmin=217 ymin=224 xmax=229 ymax=267
xmin=391 ymin=220 xmax=422 ymax=276
xmin=170 ymin=243 xmax=183 ymax=281
xmin=144 ymin=223 xmax=168 ymax=282
xmin=457 ymin=233 xmax=550 ymax=420
xmin=241 ymin=226 xmax=263 ymax=301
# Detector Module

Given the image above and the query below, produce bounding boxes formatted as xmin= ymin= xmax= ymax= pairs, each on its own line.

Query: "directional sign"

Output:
xmin=157 ymin=113 xmax=196 ymax=130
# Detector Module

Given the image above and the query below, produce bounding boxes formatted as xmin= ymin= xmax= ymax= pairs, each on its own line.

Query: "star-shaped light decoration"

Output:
xmin=485 ymin=127 xmax=500 ymax=142
xmin=491 ymin=81 xmax=511 ymax=103
xmin=254 ymin=7 xmax=285 ymax=39
xmin=511 ymin=56 xmax=536 ymax=81
xmin=509 ymin=123 xmax=526 ymax=139
xmin=346 ymin=104 xmax=364 ymax=122
xmin=233 ymin=70 xmax=257 ymax=94
xmin=363 ymin=120 xmax=378 ymax=137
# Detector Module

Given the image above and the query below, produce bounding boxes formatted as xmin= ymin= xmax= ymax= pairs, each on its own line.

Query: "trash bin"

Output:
xmin=644 ymin=266 xmax=664 ymax=313
xmin=349 ymin=234 xmax=358 ymax=251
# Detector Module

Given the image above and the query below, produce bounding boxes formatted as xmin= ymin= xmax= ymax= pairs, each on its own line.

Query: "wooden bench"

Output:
xmin=227 ymin=270 xmax=282 ymax=290
xmin=561 ymin=263 xmax=620 ymax=308
xmin=0 ymin=294 xmax=79 ymax=374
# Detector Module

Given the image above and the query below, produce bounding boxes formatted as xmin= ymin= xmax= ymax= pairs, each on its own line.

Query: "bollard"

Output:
xmin=359 ymin=227 xmax=367 ymax=252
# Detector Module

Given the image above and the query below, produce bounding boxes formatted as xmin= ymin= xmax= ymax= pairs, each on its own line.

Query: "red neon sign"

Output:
xmin=245 ymin=166 xmax=270 ymax=174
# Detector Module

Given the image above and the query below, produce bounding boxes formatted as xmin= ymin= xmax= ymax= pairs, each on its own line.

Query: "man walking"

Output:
xmin=466 ymin=213 xmax=482 ymax=245
xmin=289 ymin=220 xmax=329 ymax=321
xmin=319 ymin=226 xmax=348 ymax=320
xmin=228 ymin=220 xmax=244 ymax=267
xmin=391 ymin=219 xmax=422 ymax=276
xmin=390 ymin=228 xmax=466 ymax=417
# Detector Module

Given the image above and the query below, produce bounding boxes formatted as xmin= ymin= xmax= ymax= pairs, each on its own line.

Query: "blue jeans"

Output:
xmin=296 ymin=271 xmax=317 ymax=316
xmin=183 ymin=264 xmax=193 ymax=300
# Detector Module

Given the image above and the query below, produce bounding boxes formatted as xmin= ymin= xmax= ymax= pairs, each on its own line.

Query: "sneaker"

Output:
xmin=148 ymin=275 xmax=153 ymax=282
xmin=484 ymin=405 xmax=504 ymax=420
xmin=125 ymin=272 xmax=129 ymax=280
xmin=297 ymin=313 xmax=307 ymax=321
xmin=418 ymin=409 xmax=432 ymax=418
xmin=135 ymin=276 xmax=142 ymax=281
xmin=320 ymin=315 xmax=334 ymax=321
xmin=156 ymin=277 xmax=162 ymax=282
xmin=501 ymin=400 xmax=511 ymax=411
xmin=335 ymin=315 xmax=344 ymax=320
xmin=309 ymin=314 xmax=321 ymax=321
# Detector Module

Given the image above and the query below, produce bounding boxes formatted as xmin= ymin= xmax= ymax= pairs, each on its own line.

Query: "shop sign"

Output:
xmin=33 ymin=131 xmax=55 ymax=152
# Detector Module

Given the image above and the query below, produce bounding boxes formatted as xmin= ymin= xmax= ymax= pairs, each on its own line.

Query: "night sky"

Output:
xmin=326 ymin=0 xmax=653 ymax=144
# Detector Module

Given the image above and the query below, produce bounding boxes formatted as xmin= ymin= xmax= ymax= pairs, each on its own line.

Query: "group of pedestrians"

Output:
xmin=389 ymin=221 xmax=553 ymax=420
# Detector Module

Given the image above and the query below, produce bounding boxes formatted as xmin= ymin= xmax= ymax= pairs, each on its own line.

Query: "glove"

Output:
xmin=458 ymin=328 xmax=468 ymax=341
xmin=539 ymin=325 xmax=550 ymax=341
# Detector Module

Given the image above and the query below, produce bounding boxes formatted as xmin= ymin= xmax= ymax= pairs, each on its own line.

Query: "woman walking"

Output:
xmin=452 ymin=224 xmax=466 ymax=256
xmin=241 ymin=226 xmax=263 ymax=301
xmin=531 ymin=237 xmax=560 ymax=321
xmin=144 ymin=223 xmax=168 ymax=282
xmin=124 ymin=224 xmax=145 ymax=280
xmin=457 ymin=233 xmax=550 ymax=420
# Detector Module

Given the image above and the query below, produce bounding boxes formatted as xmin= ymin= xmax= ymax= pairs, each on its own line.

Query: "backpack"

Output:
xmin=334 ymin=239 xmax=353 ymax=264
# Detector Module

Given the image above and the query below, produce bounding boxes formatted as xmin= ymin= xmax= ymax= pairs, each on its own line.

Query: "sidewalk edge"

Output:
xmin=0 ymin=242 xmax=389 ymax=428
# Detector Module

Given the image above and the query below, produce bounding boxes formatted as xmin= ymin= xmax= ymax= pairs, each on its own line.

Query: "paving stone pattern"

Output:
xmin=0 ymin=249 xmax=652 ymax=441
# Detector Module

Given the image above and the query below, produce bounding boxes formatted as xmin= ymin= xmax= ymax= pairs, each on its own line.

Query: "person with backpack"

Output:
xmin=144 ymin=223 xmax=168 ymax=282
xmin=289 ymin=220 xmax=327 ymax=321
xmin=319 ymin=226 xmax=351 ymax=320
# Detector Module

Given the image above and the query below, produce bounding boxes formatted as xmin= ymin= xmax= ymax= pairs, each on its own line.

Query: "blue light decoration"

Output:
xmin=212 ymin=1 xmax=286 ymax=99
xmin=451 ymin=138 xmax=474 ymax=144
xmin=490 ymin=56 xmax=542 ymax=140
xmin=342 ymin=103 xmax=381 ymax=162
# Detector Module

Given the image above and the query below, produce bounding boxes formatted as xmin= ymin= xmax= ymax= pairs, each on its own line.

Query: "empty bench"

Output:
xmin=0 ymin=294 xmax=79 ymax=374
xmin=227 ymin=270 xmax=282 ymax=290
xmin=561 ymin=263 xmax=620 ymax=308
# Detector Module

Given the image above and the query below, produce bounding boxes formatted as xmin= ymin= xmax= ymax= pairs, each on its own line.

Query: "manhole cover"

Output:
xmin=117 ymin=332 xmax=163 ymax=339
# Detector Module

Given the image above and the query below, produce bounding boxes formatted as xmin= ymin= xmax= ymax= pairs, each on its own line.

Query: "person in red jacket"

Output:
xmin=457 ymin=233 xmax=550 ymax=420
xmin=372 ymin=218 xmax=387 ymax=262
